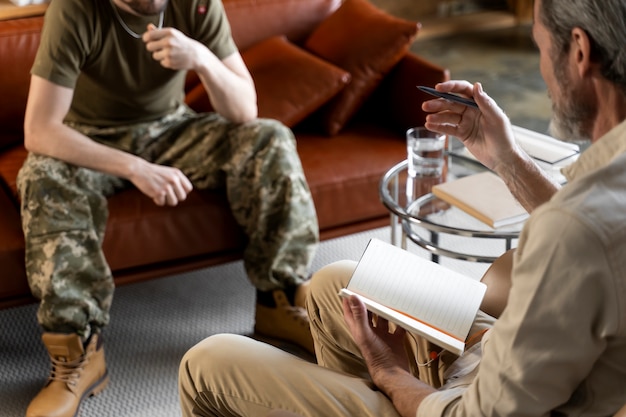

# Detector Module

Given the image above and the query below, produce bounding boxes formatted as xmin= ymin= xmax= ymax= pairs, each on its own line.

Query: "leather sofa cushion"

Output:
xmin=242 ymin=36 xmax=351 ymax=127
xmin=297 ymin=123 xmax=407 ymax=230
xmin=0 ymin=145 xmax=247 ymax=272
xmin=103 ymin=189 xmax=245 ymax=271
xmin=0 ymin=146 xmax=26 ymax=198
xmin=304 ymin=0 xmax=419 ymax=135
xmin=0 ymin=185 xmax=27 ymax=300
xmin=186 ymin=36 xmax=352 ymax=127
xmin=223 ymin=0 xmax=341 ymax=50
xmin=0 ymin=16 xmax=43 ymax=151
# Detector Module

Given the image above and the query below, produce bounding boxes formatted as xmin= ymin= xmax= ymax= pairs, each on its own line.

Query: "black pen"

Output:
xmin=417 ymin=85 xmax=479 ymax=109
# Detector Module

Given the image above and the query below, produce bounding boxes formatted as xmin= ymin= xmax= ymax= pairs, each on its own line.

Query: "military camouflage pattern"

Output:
xmin=17 ymin=105 xmax=319 ymax=336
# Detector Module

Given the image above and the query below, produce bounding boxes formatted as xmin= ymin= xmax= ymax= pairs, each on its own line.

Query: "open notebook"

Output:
xmin=339 ymin=239 xmax=486 ymax=355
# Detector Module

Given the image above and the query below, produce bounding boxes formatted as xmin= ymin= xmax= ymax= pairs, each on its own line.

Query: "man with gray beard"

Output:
xmin=177 ymin=0 xmax=626 ymax=415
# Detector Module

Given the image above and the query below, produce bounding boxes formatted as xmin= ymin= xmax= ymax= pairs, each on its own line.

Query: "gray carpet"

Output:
xmin=1 ymin=226 xmax=495 ymax=417
xmin=373 ymin=1 xmax=552 ymax=135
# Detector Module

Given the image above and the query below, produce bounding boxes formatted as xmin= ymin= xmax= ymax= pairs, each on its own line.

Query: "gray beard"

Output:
xmin=548 ymin=114 xmax=586 ymax=142
xmin=548 ymin=56 xmax=594 ymax=147
xmin=547 ymin=86 xmax=594 ymax=148
xmin=548 ymin=115 xmax=593 ymax=151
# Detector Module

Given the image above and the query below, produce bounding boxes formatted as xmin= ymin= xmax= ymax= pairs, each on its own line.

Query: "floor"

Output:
xmin=370 ymin=0 xmax=552 ymax=135
xmin=414 ymin=25 xmax=552 ymax=135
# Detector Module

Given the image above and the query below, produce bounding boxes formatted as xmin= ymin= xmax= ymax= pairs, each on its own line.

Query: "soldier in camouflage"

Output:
xmin=19 ymin=108 xmax=319 ymax=339
xmin=19 ymin=1 xmax=319 ymax=416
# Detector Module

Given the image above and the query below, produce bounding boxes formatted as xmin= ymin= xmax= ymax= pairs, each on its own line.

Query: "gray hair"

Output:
xmin=539 ymin=0 xmax=626 ymax=93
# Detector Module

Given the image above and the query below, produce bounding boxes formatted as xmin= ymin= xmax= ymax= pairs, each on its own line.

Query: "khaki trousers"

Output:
xmin=179 ymin=260 xmax=494 ymax=417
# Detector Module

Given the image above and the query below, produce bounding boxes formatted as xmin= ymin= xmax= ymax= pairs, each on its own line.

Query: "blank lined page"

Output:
xmin=347 ymin=239 xmax=486 ymax=340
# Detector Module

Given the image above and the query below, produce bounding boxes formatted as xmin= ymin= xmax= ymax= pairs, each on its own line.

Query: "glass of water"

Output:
xmin=406 ymin=127 xmax=446 ymax=178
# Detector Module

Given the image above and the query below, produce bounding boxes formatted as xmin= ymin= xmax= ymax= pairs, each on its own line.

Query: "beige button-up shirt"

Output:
xmin=419 ymin=120 xmax=626 ymax=417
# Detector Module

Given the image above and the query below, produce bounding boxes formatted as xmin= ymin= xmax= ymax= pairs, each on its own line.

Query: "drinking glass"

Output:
xmin=406 ymin=127 xmax=446 ymax=178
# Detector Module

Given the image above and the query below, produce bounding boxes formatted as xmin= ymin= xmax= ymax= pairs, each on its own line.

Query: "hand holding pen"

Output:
xmin=418 ymin=85 xmax=478 ymax=108
xmin=420 ymin=80 xmax=519 ymax=172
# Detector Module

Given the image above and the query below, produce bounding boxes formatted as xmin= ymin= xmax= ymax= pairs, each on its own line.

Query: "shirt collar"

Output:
xmin=562 ymin=119 xmax=626 ymax=181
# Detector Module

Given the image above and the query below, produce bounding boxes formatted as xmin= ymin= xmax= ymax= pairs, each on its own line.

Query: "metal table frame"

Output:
xmin=380 ymin=160 xmax=520 ymax=263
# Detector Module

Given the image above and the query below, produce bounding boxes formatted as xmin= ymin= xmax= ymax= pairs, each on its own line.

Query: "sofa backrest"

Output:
xmin=0 ymin=16 xmax=42 ymax=151
xmin=223 ymin=0 xmax=341 ymax=50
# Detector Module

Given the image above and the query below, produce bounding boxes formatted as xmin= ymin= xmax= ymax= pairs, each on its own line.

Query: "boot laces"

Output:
xmin=285 ymin=305 xmax=310 ymax=328
xmin=49 ymin=352 xmax=89 ymax=387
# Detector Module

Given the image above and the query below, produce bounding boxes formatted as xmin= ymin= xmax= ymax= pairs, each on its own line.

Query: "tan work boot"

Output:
xmin=26 ymin=332 xmax=109 ymax=417
xmin=255 ymin=283 xmax=314 ymax=355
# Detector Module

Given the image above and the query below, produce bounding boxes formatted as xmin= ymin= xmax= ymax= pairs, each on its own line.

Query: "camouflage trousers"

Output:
xmin=17 ymin=106 xmax=319 ymax=337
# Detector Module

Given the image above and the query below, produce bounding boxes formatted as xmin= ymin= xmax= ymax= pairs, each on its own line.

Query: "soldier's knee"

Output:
xmin=17 ymin=154 xmax=72 ymax=196
xmin=256 ymin=118 xmax=296 ymax=146
xmin=19 ymin=154 xmax=71 ymax=182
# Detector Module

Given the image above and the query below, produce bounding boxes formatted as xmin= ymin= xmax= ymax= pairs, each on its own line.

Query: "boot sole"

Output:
xmin=73 ymin=370 xmax=110 ymax=417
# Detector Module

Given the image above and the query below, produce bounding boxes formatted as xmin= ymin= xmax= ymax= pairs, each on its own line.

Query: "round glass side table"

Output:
xmin=379 ymin=160 xmax=524 ymax=263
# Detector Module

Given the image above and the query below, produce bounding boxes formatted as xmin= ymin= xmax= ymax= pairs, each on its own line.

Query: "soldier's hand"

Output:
xmin=129 ymin=160 xmax=193 ymax=206
xmin=142 ymin=24 xmax=204 ymax=71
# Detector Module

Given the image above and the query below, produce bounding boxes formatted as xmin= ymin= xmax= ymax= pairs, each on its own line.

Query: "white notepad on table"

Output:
xmin=512 ymin=125 xmax=579 ymax=164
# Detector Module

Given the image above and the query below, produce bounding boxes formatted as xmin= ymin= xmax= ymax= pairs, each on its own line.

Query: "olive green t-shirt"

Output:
xmin=31 ymin=0 xmax=237 ymax=127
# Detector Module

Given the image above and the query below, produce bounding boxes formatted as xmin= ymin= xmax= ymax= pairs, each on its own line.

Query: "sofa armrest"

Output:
xmin=362 ymin=53 xmax=450 ymax=134
xmin=0 ymin=15 xmax=43 ymax=151
xmin=0 ymin=181 xmax=28 ymax=304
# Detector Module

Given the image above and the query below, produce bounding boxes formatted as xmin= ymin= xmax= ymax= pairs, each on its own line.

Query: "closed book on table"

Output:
xmin=431 ymin=171 xmax=529 ymax=228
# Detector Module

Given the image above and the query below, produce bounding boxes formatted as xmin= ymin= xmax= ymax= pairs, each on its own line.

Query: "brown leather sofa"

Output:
xmin=0 ymin=0 xmax=449 ymax=309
